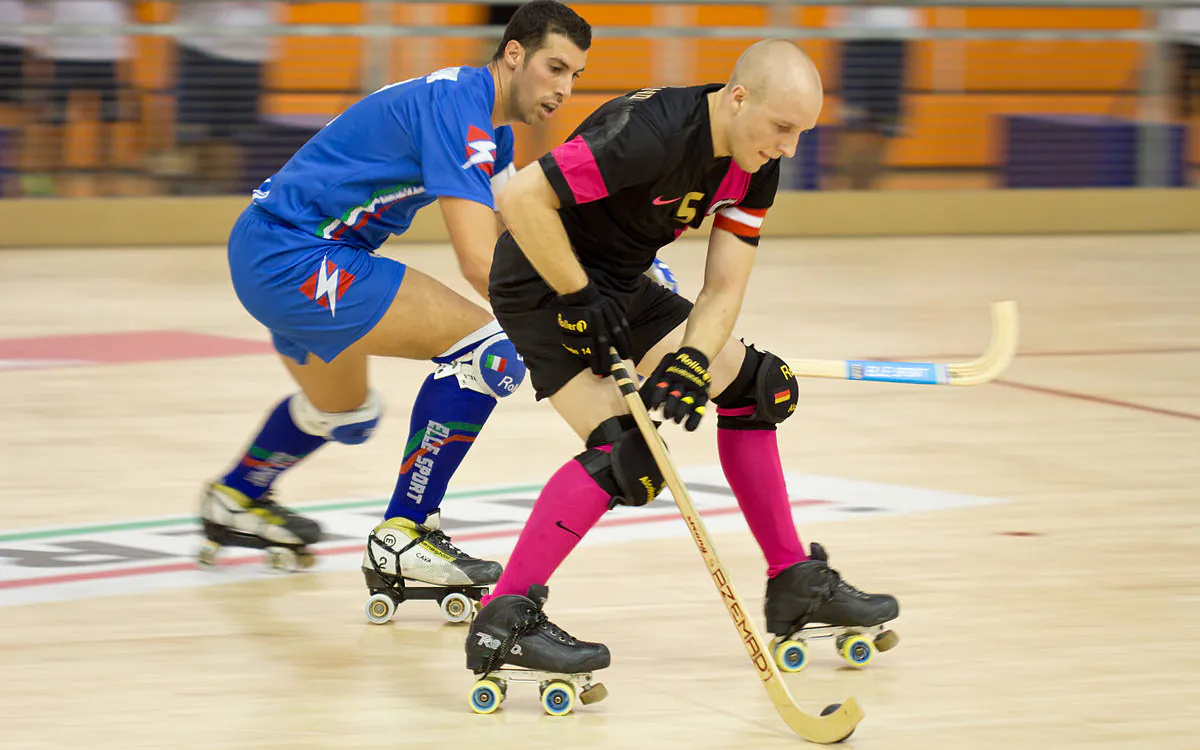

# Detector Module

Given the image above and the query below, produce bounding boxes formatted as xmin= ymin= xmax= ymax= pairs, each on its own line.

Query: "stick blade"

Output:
xmin=776 ymin=693 xmax=864 ymax=744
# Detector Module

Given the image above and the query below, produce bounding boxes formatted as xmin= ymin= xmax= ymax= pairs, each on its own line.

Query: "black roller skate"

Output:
xmin=362 ymin=510 xmax=501 ymax=625
xmin=465 ymin=585 xmax=610 ymax=716
xmin=765 ymin=542 xmax=900 ymax=672
xmin=197 ymin=482 xmax=322 ymax=572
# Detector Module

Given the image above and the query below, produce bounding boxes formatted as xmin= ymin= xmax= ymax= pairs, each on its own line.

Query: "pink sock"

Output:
xmin=484 ymin=455 xmax=612 ymax=604
xmin=717 ymin=408 xmax=807 ymax=578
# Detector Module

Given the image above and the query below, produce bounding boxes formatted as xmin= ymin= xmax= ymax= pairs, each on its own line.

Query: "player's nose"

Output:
xmin=778 ymin=134 xmax=800 ymax=160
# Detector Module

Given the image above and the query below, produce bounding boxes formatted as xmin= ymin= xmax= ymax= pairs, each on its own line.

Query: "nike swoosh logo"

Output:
xmin=555 ymin=520 xmax=582 ymax=540
xmin=652 ymin=195 xmax=681 ymax=206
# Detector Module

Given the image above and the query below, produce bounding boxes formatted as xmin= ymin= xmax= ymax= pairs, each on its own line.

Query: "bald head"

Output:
xmin=728 ymin=39 xmax=822 ymax=107
xmin=709 ymin=39 xmax=823 ymax=172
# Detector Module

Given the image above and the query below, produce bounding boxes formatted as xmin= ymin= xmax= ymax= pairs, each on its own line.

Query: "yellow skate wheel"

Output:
xmin=266 ymin=547 xmax=297 ymax=572
xmin=578 ymin=682 xmax=608 ymax=705
xmin=773 ymin=639 xmax=809 ymax=673
xmin=440 ymin=592 xmax=473 ymax=624
xmin=469 ymin=680 xmax=502 ymax=715
xmin=365 ymin=594 xmax=396 ymax=625
xmin=540 ymin=681 xmax=575 ymax=716
xmin=295 ymin=552 xmax=316 ymax=570
xmin=197 ymin=541 xmax=221 ymax=568
xmin=874 ymin=629 xmax=900 ymax=652
xmin=839 ymin=634 xmax=875 ymax=667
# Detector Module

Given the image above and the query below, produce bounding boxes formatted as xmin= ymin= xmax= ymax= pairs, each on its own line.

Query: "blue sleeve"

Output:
xmin=419 ymin=88 xmax=498 ymax=209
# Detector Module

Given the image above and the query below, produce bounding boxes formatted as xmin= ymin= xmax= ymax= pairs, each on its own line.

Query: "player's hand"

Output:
xmin=557 ymin=283 xmax=634 ymax=377
xmin=641 ymin=347 xmax=711 ymax=431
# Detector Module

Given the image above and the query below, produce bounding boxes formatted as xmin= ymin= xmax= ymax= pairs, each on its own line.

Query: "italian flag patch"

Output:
xmin=484 ymin=354 xmax=507 ymax=372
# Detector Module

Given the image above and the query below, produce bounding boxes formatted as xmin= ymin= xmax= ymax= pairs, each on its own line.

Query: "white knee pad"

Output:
xmin=289 ymin=390 xmax=384 ymax=445
xmin=432 ymin=320 xmax=527 ymax=399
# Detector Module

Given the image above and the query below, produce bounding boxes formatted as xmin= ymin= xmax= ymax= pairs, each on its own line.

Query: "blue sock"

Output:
xmin=221 ymin=397 xmax=327 ymax=501
xmin=385 ymin=372 xmax=497 ymax=523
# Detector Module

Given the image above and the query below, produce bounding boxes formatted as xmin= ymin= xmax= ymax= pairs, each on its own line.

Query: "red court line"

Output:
xmin=0 ymin=499 xmax=832 ymax=591
xmin=874 ymin=346 xmax=1200 ymax=362
xmin=0 ymin=331 xmax=272 ymax=367
xmin=996 ymin=380 xmax=1200 ymax=422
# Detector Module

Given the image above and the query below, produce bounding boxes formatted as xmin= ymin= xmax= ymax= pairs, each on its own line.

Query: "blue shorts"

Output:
xmin=227 ymin=205 xmax=406 ymax=364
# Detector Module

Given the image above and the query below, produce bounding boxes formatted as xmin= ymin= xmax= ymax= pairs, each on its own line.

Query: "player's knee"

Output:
xmin=712 ymin=344 xmax=798 ymax=429
xmin=434 ymin=321 xmax=526 ymax=399
xmin=289 ymin=389 xmax=384 ymax=445
xmin=575 ymin=415 xmax=666 ymax=508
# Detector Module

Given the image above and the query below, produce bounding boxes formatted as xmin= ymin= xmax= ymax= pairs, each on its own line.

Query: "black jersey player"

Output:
xmin=464 ymin=40 xmax=899 ymax=714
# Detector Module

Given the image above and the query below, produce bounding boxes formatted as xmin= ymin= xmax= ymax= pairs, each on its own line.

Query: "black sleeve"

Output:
xmin=538 ymin=108 xmax=669 ymax=207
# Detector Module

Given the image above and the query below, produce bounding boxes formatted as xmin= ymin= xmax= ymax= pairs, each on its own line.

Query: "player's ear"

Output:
xmin=504 ymin=39 xmax=525 ymax=70
xmin=730 ymin=85 xmax=748 ymax=113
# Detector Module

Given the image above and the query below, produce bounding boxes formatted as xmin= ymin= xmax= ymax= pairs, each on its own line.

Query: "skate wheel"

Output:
xmin=295 ymin=552 xmax=316 ymax=570
xmin=839 ymin=634 xmax=875 ymax=667
xmin=197 ymin=541 xmax=221 ymax=568
xmin=874 ymin=629 xmax=900 ymax=652
xmin=469 ymin=679 xmax=502 ymax=715
xmin=540 ymin=681 xmax=575 ymax=716
xmin=820 ymin=703 xmax=856 ymax=742
xmin=773 ymin=639 xmax=809 ymax=673
xmin=266 ymin=547 xmax=298 ymax=572
xmin=440 ymin=592 xmax=473 ymax=624
xmin=578 ymin=682 xmax=608 ymax=706
xmin=365 ymin=594 xmax=396 ymax=625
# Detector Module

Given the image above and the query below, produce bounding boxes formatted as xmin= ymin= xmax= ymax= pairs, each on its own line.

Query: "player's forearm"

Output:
xmin=496 ymin=167 xmax=589 ymax=295
xmin=681 ymin=287 xmax=744 ymax=360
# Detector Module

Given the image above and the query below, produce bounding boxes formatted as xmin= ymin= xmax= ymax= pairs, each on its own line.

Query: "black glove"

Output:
xmin=641 ymin=347 xmax=711 ymax=431
xmin=557 ymin=283 xmax=634 ymax=377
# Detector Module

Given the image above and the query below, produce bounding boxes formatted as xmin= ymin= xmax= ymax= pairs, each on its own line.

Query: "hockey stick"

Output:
xmin=789 ymin=300 xmax=1019 ymax=386
xmin=608 ymin=349 xmax=862 ymax=744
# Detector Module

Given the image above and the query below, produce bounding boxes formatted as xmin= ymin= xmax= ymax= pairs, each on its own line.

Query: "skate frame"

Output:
xmin=790 ymin=301 xmax=1019 ymax=386
xmin=608 ymin=350 xmax=863 ymax=745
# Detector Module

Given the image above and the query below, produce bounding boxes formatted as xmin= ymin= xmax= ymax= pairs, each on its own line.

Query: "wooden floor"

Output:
xmin=1 ymin=233 xmax=1198 ymax=749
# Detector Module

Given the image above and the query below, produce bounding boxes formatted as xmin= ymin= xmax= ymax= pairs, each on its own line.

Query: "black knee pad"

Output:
xmin=713 ymin=344 xmax=799 ymax=430
xmin=574 ymin=415 xmax=666 ymax=508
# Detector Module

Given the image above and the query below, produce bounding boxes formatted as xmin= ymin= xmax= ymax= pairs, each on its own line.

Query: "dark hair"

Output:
xmin=491 ymin=1 xmax=591 ymax=63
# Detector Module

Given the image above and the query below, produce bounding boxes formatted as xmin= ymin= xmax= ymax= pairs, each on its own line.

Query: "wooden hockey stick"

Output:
xmin=608 ymin=350 xmax=862 ymax=744
xmin=790 ymin=300 xmax=1019 ymax=386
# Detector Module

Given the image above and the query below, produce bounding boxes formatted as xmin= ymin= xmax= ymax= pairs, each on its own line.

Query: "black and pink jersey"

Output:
xmin=491 ymin=84 xmax=780 ymax=295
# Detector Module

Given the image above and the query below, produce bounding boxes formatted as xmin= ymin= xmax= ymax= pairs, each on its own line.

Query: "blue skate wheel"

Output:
xmin=540 ymin=681 xmax=575 ymax=716
xmin=839 ymin=634 xmax=875 ymax=667
xmin=773 ymin=639 xmax=809 ymax=673
xmin=469 ymin=679 xmax=502 ymax=715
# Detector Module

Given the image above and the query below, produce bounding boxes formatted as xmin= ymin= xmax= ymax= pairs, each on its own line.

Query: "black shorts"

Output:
xmin=47 ymin=59 xmax=128 ymax=124
xmin=0 ymin=43 xmax=25 ymax=103
xmin=491 ymin=261 xmax=693 ymax=401
xmin=176 ymin=45 xmax=264 ymax=142
xmin=840 ymin=40 xmax=907 ymax=137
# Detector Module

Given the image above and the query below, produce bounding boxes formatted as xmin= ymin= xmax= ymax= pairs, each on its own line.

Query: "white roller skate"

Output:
xmin=197 ymin=482 xmax=323 ymax=572
xmin=362 ymin=510 xmax=502 ymax=625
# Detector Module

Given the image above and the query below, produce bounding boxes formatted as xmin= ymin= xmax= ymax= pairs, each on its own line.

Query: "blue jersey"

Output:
xmin=250 ymin=65 xmax=515 ymax=251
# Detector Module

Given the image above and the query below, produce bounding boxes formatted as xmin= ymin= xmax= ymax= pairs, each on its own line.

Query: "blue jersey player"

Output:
xmin=198 ymin=2 xmax=591 ymax=619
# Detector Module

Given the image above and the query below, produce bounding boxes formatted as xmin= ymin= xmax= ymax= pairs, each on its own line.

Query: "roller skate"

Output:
xmin=197 ymin=482 xmax=322 ymax=572
xmin=465 ymin=585 xmax=610 ymax=716
xmin=765 ymin=542 xmax=900 ymax=672
xmin=362 ymin=510 xmax=502 ymax=625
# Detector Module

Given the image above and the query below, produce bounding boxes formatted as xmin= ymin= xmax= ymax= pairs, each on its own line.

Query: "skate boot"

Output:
xmin=465 ymin=585 xmax=610 ymax=716
xmin=764 ymin=542 xmax=900 ymax=671
xmin=362 ymin=510 xmax=502 ymax=625
xmin=197 ymin=482 xmax=323 ymax=572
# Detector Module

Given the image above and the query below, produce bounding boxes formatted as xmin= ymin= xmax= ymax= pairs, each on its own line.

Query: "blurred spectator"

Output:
xmin=834 ymin=1 xmax=920 ymax=190
xmin=0 ymin=1 xmax=34 ymax=196
xmin=169 ymin=1 xmax=280 ymax=195
xmin=32 ymin=0 xmax=136 ymax=197
xmin=1164 ymin=6 xmax=1200 ymax=119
